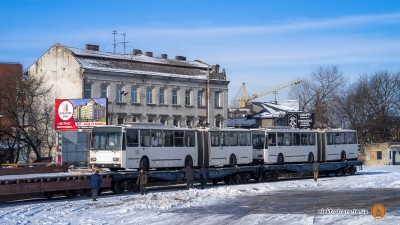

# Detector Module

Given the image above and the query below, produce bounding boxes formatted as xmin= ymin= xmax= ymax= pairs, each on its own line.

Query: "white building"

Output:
xmin=28 ymin=43 xmax=229 ymax=128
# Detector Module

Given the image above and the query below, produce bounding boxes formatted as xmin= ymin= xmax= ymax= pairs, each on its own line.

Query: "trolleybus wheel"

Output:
xmin=229 ymin=154 xmax=237 ymax=167
xmin=308 ymin=152 xmax=315 ymax=163
xmin=277 ymin=153 xmax=284 ymax=165
xmin=140 ymin=156 xmax=150 ymax=171
xmin=185 ymin=155 xmax=193 ymax=168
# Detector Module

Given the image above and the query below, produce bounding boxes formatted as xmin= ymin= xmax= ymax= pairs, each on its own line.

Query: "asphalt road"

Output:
xmin=170 ymin=188 xmax=400 ymax=217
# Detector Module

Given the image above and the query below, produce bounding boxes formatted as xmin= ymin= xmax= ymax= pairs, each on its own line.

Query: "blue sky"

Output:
xmin=1 ymin=0 xmax=400 ymax=103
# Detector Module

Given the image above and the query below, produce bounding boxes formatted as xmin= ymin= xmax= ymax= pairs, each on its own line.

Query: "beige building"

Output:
xmin=28 ymin=43 xmax=229 ymax=128
xmin=362 ymin=143 xmax=400 ymax=165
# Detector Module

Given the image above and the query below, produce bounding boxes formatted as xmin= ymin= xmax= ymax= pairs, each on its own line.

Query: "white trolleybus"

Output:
xmin=251 ymin=128 xmax=318 ymax=164
xmin=251 ymin=127 xmax=359 ymax=164
xmin=316 ymin=129 xmax=358 ymax=162
xmin=90 ymin=124 xmax=253 ymax=170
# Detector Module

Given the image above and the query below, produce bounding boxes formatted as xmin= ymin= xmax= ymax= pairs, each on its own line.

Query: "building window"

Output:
xmin=131 ymin=86 xmax=138 ymax=103
xmin=185 ymin=90 xmax=191 ymax=105
xmin=198 ymin=91 xmax=204 ymax=107
xmin=100 ymin=84 xmax=108 ymax=98
xmin=146 ymin=87 xmax=153 ymax=104
xmin=216 ymin=120 xmax=221 ymax=128
xmin=214 ymin=91 xmax=221 ymax=108
xmin=116 ymin=85 xmax=123 ymax=102
xmin=159 ymin=88 xmax=165 ymax=104
xmin=377 ymin=151 xmax=382 ymax=160
xmin=84 ymin=83 xmax=91 ymax=98
xmin=172 ymin=89 xmax=178 ymax=105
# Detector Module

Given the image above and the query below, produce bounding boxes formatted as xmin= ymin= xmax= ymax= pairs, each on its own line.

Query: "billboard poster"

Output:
xmin=55 ymin=98 xmax=107 ymax=131
xmin=287 ymin=113 xmax=314 ymax=129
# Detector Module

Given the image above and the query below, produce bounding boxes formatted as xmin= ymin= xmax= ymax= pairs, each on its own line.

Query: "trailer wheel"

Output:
xmin=231 ymin=173 xmax=241 ymax=184
xmin=44 ymin=192 xmax=54 ymax=200
xmin=112 ymin=181 xmax=125 ymax=194
xmin=308 ymin=152 xmax=314 ymax=163
xmin=140 ymin=156 xmax=150 ymax=171
xmin=65 ymin=190 xmax=78 ymax=199
xmin=340 ymin=151 xmax=346 ymax=162
xmin=223 ymin=177 xmax=230 ymax=185
xmin=277 ymin=153 xmax=284 ymax=165
xmin=229 ymin=154 xmax=237 ymax=167
xmin=185 ymin=155 xmax=193 ymax=168
xmin=350 ymin=166 xmax=357 ymax=175
xmin=212 ymin=179 xmax=219 ymax=185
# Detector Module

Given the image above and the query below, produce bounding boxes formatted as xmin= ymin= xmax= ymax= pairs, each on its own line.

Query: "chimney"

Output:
xmin=145 ymin=52 xmax=153 ymax=57
xmin=85 ymin=44 xmax=99 ymax=51
xmin=161 ymin=54 xmax=168 ymax=59
xmin=133 ymin=49 xmax=142 ymax=55
xmin=175 ymin=55 xmax=186 ymax=61
xmin=212 ymin=64 xmax=220 ymax=74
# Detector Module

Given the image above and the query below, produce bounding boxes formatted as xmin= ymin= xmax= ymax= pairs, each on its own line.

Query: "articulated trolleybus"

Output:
xmin=90 ymin=124 xmax=252 ymax=171
xmin=251 ymin=127 xmax=358 ymax=164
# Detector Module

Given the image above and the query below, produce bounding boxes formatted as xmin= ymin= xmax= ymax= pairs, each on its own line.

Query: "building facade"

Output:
xmin=28 ymin=43 xmax=229 ymax=128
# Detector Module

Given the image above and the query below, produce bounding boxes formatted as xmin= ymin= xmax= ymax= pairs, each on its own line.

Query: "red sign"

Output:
xmin=54 ymin=99 xmax=78 ymax=131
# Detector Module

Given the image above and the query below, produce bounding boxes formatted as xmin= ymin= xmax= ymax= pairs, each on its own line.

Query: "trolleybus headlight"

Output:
xmin=90 ymin=157 xmax=97 ymax=162
xmin=113 ymin=157 xmax=120 ymax=162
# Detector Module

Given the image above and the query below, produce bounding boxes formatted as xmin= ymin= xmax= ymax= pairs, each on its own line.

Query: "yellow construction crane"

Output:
xmin=239 ymin=78 xmax=302 ymax=108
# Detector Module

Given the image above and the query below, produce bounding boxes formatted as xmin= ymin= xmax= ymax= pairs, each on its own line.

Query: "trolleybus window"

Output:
xmin=164 ymin=130 xmax=173 ymax=147
xmin=309 ymin=133 xmax=316 ymax=145
xmin=293 ymin=133 xmax=301 ymax=146
xmin=186 ymin=131 xmax=195 ymax=147
xmin=106 ymin=132 xmax=121 ymax=150
xmin=252 ymin=133 xmax=265 ymax=149
xmin=334 ymin=133 xmax=342 ymax=144
xmin=230 ymin=132 xmax=238 ymax=146
xmin=268 ymin=133 xmax=276 ymax=146
xmin=141 ymin=130 xmax=151 ymax=147
xmin=346 ymin=132 xmax=356 ymax=144
xmin=92 ymin=132 xmax=106 ymax=150
xmin=221 ymin=132 xmax=229 ymax=146
xmin=238 ymin=132 xmax=249 ymax=146
xmin=151 ymin=130 xmax=163 ymax=147
xmin=210 ymin=131 xmax=220 ymax=147
xmin=284 ymin=133 xmax=292 ymax=146
xmin=327 ymin=133 xmax=334 ymax=145
xmin=300 ymin=133 xmax=308 ymax=145
xmin=126 ymin=129 xmax=139 ymax=147
xmin=174 ymin=131 xmax=184 ymax=147
xmin=277 ymin=133 xmax=284 ymax=146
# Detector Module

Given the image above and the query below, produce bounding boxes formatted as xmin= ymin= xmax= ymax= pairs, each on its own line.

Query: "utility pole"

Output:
xmin=112 ymin=30 xmax=118 ymax=53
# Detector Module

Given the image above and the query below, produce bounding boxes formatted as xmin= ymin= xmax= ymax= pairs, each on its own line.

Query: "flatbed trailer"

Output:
xmin=0 ymin=160 xmax=363 ymax=200
xmin=109 ymin=160 xmax=363 ymax=194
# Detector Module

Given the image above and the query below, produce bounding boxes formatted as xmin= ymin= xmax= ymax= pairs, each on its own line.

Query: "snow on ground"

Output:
xmin=1 ymin=165 xmax=399 ymax=225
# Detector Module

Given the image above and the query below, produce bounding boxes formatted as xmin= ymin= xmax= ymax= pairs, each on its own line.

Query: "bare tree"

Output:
xmin=289 ymin=65 xmax=346 ymax=128
xmin=336 ymin=71 xmax=400 ymax=143
xmin=0 ymin=73 xmax=54 ymax=163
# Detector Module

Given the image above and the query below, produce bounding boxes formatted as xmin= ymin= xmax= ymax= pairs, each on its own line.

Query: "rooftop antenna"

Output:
xmin=119 ymin=33 xmax=129 ymax=54
xmin=112 ymin=30 xmax=118 ymax=53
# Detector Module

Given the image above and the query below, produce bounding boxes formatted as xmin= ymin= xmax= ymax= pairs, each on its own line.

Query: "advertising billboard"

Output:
xmin=287 ymin=113 xmax=314 ymax=129
xmin=54 ymin=98 xmax=107 ymax=131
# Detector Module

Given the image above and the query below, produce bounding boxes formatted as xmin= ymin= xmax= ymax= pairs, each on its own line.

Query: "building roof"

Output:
xmin=64 ymin=44 xmax=215 ymax=80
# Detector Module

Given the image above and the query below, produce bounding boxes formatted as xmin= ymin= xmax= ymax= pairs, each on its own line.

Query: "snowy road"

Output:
xmin=1 ymin=165 xmax=400 ymax=225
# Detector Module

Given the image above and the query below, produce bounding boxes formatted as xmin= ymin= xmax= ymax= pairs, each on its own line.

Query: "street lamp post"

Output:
xmin=110 ymin=91 xmax=128 ymax=125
